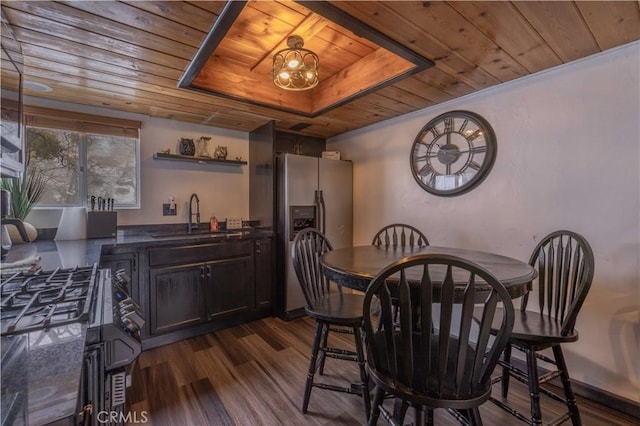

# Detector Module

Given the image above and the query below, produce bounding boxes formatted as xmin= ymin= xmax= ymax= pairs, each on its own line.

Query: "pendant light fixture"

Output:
xmin=273 ymin=35 xmax=319 ymax=91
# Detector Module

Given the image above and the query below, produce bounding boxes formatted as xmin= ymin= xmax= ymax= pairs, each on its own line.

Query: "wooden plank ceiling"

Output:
xmin=1 ymin=1 xmax=638 ymax=139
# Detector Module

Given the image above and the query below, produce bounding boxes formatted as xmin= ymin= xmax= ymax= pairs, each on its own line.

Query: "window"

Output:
xmin=24 ymin=106 xmax=141 ymax=208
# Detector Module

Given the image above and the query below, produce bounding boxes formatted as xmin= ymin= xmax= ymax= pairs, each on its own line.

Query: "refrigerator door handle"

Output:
xmin=319 ymin=190 xmax=326 ymax=234
xmin=314 ymin=190 xmax=320 ymax=230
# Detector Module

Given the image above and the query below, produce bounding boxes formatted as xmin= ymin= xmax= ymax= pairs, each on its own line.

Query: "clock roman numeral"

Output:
xmin=469 ymin=145 xmax=487 ymax=154
xmin=429 ymin=126 xmax=440 ymax=138
xmin=468 ymin=161 xmax=482 ymax=171
xmin=444 ymin=117 xmax=454 ymax=133
xmin=417 ymin=163 xmax=434 ymax=177
xmin=458 ymin=119 xmax=469 ymax=134
xmin=466 ymin=129 xmax=483 ymax=142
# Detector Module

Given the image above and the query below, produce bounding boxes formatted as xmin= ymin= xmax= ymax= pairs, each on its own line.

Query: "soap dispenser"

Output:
xmin=210 ymin=216 xmax=218 ymax=232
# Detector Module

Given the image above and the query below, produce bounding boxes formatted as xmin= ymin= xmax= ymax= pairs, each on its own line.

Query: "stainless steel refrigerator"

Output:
xmin=276 ymin=153 xmax=353 ymax=318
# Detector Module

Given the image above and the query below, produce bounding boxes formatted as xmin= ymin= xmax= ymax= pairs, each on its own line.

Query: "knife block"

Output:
xmin=87 ymin=211 xmax=117 ymax=239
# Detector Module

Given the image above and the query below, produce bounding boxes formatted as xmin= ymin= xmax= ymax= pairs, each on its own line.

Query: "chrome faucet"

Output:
xmin=188 ymin=193 xmax=200 ymax=233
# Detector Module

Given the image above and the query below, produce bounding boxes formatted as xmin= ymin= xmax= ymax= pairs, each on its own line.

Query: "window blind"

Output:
xmin=24 ymin=106 xmax=141 ymax=138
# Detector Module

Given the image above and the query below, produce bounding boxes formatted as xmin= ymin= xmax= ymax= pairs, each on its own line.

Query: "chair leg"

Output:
xmin=414 ymin=405 xmax=425 ymax=426
xmin=552 ymin=345 xmax=582 ymax=426
xmin=368 ymin=387 xmax=385 ymax=426
xmin=354 ymin=326 xmax=371 ymax=419
xmin=318 ymin=323 xmax=330 ymax=375
xmin=501 ymin=344 xmax=512 ymax=398
xmin=469 ymin=408 xmax=483 ymax=426
xmin=302 ymin=321 xmax=324 ymax=414
xmin=424 ymin=407 xmax=433 ymax=426
xmin=525 ymin=348 xmax=543 ymax=426
xmin=392 ymin=399 xmax=409 ymax=422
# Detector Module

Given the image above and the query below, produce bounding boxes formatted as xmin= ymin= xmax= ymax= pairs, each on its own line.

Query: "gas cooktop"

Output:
xmin=0 ymin=264 xmax=98 ymax=336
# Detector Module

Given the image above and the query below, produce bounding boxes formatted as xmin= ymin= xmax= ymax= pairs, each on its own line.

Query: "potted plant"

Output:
xmin=1 ymin=161 xmax=46 ymax=242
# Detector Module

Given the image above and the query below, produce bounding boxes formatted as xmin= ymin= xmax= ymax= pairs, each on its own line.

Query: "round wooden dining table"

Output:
xmin=321 ymin=245 xmax=537 ymax=300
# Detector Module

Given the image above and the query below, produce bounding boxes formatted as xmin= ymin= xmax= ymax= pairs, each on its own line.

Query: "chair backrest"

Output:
xmin=363 ymin=254 xmax=514 ymax=403
xmin=372 ymin=223 xmax=429 ymax=248
xmin=291 ymin=227 xmax=336 ymax=309
xmin=524 ymin=230 xmax=595 ymax=336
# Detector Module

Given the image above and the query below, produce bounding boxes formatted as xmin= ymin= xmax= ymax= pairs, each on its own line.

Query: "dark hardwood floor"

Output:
xmin=128 ymin=316 xmax=637 ymax=426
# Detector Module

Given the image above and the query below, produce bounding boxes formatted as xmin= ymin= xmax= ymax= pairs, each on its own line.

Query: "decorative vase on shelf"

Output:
xmin=214 ymin=146 xmax=228 ymax=160
xmin=179 ymin=138 xmax=195 ymax=156
xmin=198 ymin=136 xmax=212 ymax=158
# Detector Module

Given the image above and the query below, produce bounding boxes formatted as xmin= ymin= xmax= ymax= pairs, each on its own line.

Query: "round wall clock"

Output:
xmin=410 ymin=110 xmax=497 ymax=196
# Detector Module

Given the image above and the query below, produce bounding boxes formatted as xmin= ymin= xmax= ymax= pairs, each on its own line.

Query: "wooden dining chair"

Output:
xmin=372 ymin=224 xmax=430 ymax=330
xmin=487 ymin=230 xmax=595 ymax=425
xmin=372 ymin=223 xmax=429 ymax=249
xmin=363 ymin=253 xmax=515 ymax=426
xmin=291 ymin=227 xmax=370 ymax=419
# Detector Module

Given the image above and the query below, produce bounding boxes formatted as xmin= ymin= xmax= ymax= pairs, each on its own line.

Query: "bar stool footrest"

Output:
xmin=313 ymin=382 xmax=363 ymax=396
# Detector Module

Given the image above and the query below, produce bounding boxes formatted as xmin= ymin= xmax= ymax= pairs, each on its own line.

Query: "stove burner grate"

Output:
xmin=0 ymin=264 xmax=98 ymax=336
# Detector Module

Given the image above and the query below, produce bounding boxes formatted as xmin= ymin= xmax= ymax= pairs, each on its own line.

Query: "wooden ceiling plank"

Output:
xmin=4 ymin=7 xmax=194 ymax=68
xmin=21 ymin=57 xmax=317 ymax=127
xmin=6 ymin=1 xmax=202 ymax=59
xmin=512 ymin=1 xmax=600 ymax=63
xmin=250 ymin=0 xmax=306 ymax=23
xmin=312 ymin=48 xmax=415 ymax=112
xmin=362 ymin=92 xmax=423 ymax=116
xmin=226 ymin=3 xmax=301 ymax=54
xmin=193 ymin=56 xmax=313 ymax=114
xmin=376 ymin=86 xmax=435 ymax=111
xmin=412 ymin=66 xmax=476 ymax=99
xmin=184 ymin=2 xmax=227 ymax=16
xmin=392 ymin=74 xmax=455 ymax=105
xmin=23 ymin=74 xmax=272 ymax=132
xmin=330 ymin=1 xmax=501 ymax=90
xmin=23 ymin=44 xmax=179 ymax=83
xmin=384 ymin=1 xmax=528 ymax=83
xmin=59 ymin=0 xmax=207 ymax=47
xmin=214 ymin=36 xmax=271 ymax=65
xmin=575 ymin=1 xmax=640 ymax=51
xmin=121 ymin=1 xmax=224 ymax=32
xmin=249 ymin=13 xmax=330 ymax=73
xmin=18 ymin=32 xmax=185 ymax=80
xmin=448 ymin=1 xmax=563 ymax=74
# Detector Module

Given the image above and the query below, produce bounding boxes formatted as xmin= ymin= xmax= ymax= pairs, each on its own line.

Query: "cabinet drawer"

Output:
xmin=149 ymin=241 xmax=253 ymax=267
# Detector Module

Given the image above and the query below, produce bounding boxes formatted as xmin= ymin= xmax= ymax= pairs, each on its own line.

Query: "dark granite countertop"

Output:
xmin=1 ymin=324 xmax=87 ymax=426
xmin=2 ymin=227 xmax=274 ymax=270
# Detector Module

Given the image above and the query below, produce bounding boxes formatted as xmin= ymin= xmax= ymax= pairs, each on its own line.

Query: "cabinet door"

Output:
xmin=149 ymin=263 xmax=205 ymax=335
xmin=205 ymin=256 xmax=254 ymax=320
xmin=255 ymin=239 xmax=274 ymax=310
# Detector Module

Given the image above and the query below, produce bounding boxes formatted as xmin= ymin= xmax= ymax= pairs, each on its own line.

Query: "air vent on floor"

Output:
xmin=289 ymin=122 xmax=311 ymax=131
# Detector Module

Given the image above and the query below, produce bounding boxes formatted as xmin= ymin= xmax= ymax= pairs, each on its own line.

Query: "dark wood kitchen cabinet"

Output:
xmin=149 ymin=255 xmax=254 ymax=335
xmin=204 ymin=255 xmax=253 ymax=320
xmin=144 ymin=239 xmax=266 ymax=346
xmin=149 ymin=263 xmax=205 ymax=334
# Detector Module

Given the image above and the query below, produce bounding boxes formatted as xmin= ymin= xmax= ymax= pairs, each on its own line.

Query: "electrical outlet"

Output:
xmin=162 ymin=204 xmax=176 ymax=216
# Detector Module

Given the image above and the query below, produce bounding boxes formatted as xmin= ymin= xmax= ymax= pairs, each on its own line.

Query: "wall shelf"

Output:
xmin=153 ymin=153 xmax=247 ymax=165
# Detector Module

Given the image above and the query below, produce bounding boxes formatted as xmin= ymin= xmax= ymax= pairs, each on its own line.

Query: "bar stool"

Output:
xmin=487 ymin=230 xmax=595 ymax=425
xmin=291 ymin=227 xmax=370 ymax=419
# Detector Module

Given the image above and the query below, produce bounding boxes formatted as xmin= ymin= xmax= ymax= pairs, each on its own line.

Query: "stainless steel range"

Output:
xmin=1 ymin=264 xmax=144 ymax=426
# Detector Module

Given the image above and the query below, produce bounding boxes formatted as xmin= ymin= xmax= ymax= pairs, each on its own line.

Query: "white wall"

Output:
xmin=328 ymin=42 xmax=640 ymax=402
xmin=26 ymin=99 xmax=250 ymax=228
